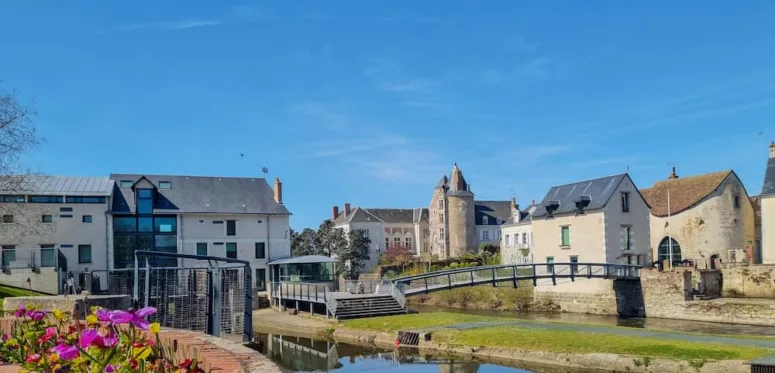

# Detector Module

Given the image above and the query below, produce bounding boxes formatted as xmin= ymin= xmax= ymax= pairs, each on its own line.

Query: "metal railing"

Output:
xmin=392 ymin=262 xmax=642 ymax=295
xmin=270 ymin=281 xmax=338 ymax=317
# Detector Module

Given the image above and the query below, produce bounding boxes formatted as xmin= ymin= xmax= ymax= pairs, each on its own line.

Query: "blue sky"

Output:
xmin=1 ymin=1 xmax=774 ymax=229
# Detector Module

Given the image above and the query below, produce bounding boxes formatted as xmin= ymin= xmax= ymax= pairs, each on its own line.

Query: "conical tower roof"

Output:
xmin=435 ymin=175 xmax=448 ymax=189
xmin=448 ymin=163 xmax=474 ymax=196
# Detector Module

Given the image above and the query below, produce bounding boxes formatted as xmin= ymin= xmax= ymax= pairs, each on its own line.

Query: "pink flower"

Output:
xmin=96 ymin=309 xmax=111 ymax=322
xmin=109 ymin=307 xmax=156 ymax=330
xmin=105 ymin=364 xmax=119 ymax=372
xmin=79 ymin=329 xmax=100 ymax=349
xmin=27 ymin=310 xmax=45 ymax=321
xmin=45 ymin=327 xmax=57 ymax=337
xmin=26 ymin=353 xmax=40 ymax=363
xmin=52 ymin=343 xmax=79 ymax=360
xmin=101 ymin=332 xmax=118 ymax=347
xmin=14 ymin=305 xmax=25 ymax=318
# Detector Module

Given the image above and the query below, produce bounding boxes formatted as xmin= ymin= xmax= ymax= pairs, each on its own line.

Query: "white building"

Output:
xmin=108 ymin=174 xmax=291 ymax=292
xmin=501 ymin=201 xmax=537 ymax=264
xmin=0 ymin=176 xmax=113 ymax=293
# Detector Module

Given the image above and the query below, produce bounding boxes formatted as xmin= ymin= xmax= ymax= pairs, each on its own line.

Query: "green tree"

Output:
xmin=336 ymin=230 xmax=371 ymax=279
xmin=316 ymin=220 xmax=347 ymax=257
xmin=290 ymin=228 xmax=318 ymax=257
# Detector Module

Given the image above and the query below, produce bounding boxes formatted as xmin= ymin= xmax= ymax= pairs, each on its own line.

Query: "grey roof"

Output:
xmin=412 ymin=208 xmax=429 ymax=224
xmin=0 ymin=176 xmax=113 ymax=196
xmin=334 ymin=207 xmax=417 ymax=224
xmin=475 ymin=200 xmax=512 ymax=225
xmin=532 ymin=173 xmax=628 ymax=218
xmin=763 ymin=158 xmax=775 ymax=196
xmin=435 ymin=175 xmax=448 ymax=189
xmin=267 ymin=255 xmax=337 ymax=265
xmin=109 ymin=174 xmax=290 ymax=214
xmin=502 ymin=203 xmax=539 ymax=226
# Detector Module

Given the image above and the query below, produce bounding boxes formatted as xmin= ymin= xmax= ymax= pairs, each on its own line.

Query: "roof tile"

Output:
xmin=641 ymin=170 xmax=731 ymax=217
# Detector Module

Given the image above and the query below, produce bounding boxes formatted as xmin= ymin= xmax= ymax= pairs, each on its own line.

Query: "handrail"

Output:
xmin=388 ymin=280 xmax=406 ymax=309
xmin=393 ymin=262 xmax=642 ymax=283
xmin=270 ymin=281 xmax=338 ymax=317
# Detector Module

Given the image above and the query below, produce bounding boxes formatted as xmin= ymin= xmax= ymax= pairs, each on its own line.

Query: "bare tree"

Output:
xmin=0 ymin=86 xmax=40 ymax=192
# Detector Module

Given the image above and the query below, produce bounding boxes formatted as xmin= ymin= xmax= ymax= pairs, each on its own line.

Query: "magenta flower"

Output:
xmin=14 ymin=305 xmax=25 ymax=318
xmin=96 ymin=308 xmax=112 ymax=322
xmin=109 ymin=307 xmax=156 ymax=330
xmin=102 ymin=332 xmax=118 ymax=347
xmin=45 ymin=327 xmax=57 ymax=338
xmin=79 ymin=329 xmax=100 ymax=348
xmin=105 ymin=364 xmax=119 ymax=372
xmin=52 ymin=343 xmax=79 ymax=360
xmin=28 ymin=311 xmax=45 ymax=321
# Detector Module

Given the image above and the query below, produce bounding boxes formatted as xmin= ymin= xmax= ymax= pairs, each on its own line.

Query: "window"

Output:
xmin=226 ymin=243 xmax=237 ymax=258
xmin=120 ymin=180 xmax=133 ymax=188
xmin=546 ymin=256 xmax=554 ymax=273
xmin=394 ymin=237 xmax=401 ymax=247
xmin=657 ymin=237 xmax=682 ymax=265
xmin=570 ymin=255 xmax=579 ymax=273
xmin=82 ymin=215 xmax=93 ymax=223
xmin=621 ymin=225 xmax=632 ymax=251
xmin=2 ymin=215 xmax=13 ymax=223
xmin=196 ymin=242 xmax=207 ymax=256
xmin=505 ymin=235 xmax=510 ymax=246
xmin=154 ymin=216 xmax=176 ymax=233
xmin=385 ymin=237 xmax=390 ymax=249
xmin=40 ymin=245 xmax=55 ymax=267
xmin=158 ymin=181 xmax=171 ymax=189
xmin=113 ymin=217 xmax=136 ymax=232
xmin=482 ymin=216 xmax=489 ymax=225
xmin=60 ymin=207 xmax=73 ymax=212
xmin=2 ymin=246 xmax=15 ymax=267
xmin=438 ymin=198 xmax=444 ymax=208
xmin=357 ymin=229 xmax=369 ymax=237
xmin=136 ymin=189 xmax=153 ymax=214
xmin=0 ymin=195 xmax=25 ymax=203
xmin=60 ymin=214 xmax=73 ymax=218
xmin=560 ymin=226 xmax=570 ymax=247
xmin=522 ymin=233 xmax=528 ymax=245
xmin=482 ymin=230 xmax=489 ymax=240
xmin=255 ymin=268 xmax=266 ymax=291
xmin=621 ymin=192 xmax=630 ymax=213
xmin=405 ymin=237 xmax=412 ymax=248
xmin=439 ymin=228 xmax=445 ymax=239
xmin=29 ymin=195 xmax=63 ymax=203
xmin=226 ymin=220 xmax=236 ymax=236
xmin=41 ymin=215 xmax=53 ymax=223
xmin=78 ymin=245 xmax=92 ymax=263
xmin=255 ymin=242 xmax=266 ymax=259
xmin=734 ymin=195 xmax=740 ymax=209
xmin=138 ymin=217 xmax=153 ymax=232
xmin=497 ymin=230 xmax=502 ymax=239
xmin=423 ymin=229 xmax=429 ymax=237
xmin=439 ymin=214 xmax=444 ymax=223
xmin=66 ymin=196 xmax=105 ymax=203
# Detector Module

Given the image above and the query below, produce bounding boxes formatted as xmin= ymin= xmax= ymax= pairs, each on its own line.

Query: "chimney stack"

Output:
xmin=770 ymin=141 xmax=775 ymax=159
xmin=510 ymin=196 xmax=519 ymax=211
xmin=273 ymin=177 xmax=283 ymax=204
xmin=344 ymin=203 xmax=351 ymax=217
xmin=668 ymin=167 xmax=679 ymax=179
xmin=332 ymin=206 xmax=339 ymax=219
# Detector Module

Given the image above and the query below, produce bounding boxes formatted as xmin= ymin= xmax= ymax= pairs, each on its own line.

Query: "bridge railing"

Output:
xmin=270 ymin=281 xmax=339 ymax=317
xmin=391 ymin=262 xmax=641 ymax=294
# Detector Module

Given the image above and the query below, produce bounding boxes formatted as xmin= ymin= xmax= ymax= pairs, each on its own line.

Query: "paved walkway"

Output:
xmin=416 ymin=320 xmax=775 ymax=349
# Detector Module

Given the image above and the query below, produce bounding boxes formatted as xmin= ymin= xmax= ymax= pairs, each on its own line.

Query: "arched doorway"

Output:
xmin=657 ymin=237 xmax=682 ymax=265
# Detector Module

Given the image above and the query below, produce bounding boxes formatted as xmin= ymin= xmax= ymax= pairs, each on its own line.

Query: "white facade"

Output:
xmin=501 ymin=223 xmax=533 ymax=264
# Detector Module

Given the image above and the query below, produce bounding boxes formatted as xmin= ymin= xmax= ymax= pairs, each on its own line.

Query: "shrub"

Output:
xmin=0 ymin=304 xmax=204 ymax=373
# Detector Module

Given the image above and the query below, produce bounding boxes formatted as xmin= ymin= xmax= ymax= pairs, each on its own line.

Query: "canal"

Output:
xmin=250 ymin=332 xmax=604 ymax=373
xmin=412 ymin=304 xmax=775 ymax=336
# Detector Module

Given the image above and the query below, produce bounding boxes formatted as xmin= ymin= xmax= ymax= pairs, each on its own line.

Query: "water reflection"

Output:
xmin=250 ymin=333 xmax=533 ymax=373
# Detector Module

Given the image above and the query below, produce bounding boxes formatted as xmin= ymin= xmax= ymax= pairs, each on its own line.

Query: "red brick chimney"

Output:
xmin=332 ymin=206 xmax=339 ymax=219
xmin=273 ymin=177 xmax=283 ymax=204
xmin=344 ymin=203 xmax=351 ymax=217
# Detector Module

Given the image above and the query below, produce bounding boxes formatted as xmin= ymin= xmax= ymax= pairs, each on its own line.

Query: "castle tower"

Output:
xmin=428 ymin=174 xmax=449 ymax=259
xmin=446 ymin=163 xmax=476 ymax=257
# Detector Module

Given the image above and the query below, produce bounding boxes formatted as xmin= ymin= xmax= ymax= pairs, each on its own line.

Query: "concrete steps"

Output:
xmin=334 ymin=295 xmax=405 ymax=320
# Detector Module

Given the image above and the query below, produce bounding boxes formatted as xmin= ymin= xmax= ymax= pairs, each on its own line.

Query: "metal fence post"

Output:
xmin=244 ymin=264 xmax=253 ymax=343
xmin=143 ymin=258 xmax=151 ymax=308
xmin=211 ymin=262 xmax=222 ymax=337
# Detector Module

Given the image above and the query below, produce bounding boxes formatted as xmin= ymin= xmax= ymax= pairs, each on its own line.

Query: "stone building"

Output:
xmin=331 ymin=204 xmax=428 ymax=271
xmin=761 ymin=142 xmax=775 ymax=263
xmin=641 ymin=168 xmax=755 ymax=266
xmin=427 ymin=163 xmax=512 ymax=260
xmin=500 ymin=199 xmax=538 ymax=264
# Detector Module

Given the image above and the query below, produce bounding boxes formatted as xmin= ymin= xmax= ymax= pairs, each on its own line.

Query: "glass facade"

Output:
xmin=112 ymin=188 xmax=178 ymax=268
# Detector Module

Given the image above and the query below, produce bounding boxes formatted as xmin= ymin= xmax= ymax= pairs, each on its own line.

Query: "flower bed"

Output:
xmin=0 ymin=304 xmax=277 ymax=373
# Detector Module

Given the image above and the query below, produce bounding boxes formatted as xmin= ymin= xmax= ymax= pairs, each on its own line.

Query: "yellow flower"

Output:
xmin=52 ymin=309 xmax=65 ymax=321
xmin=134 ymin=346 xmax=152 ymax=361
xmin=149 ymin=322 xmax=161 ymax=334
xmin=86 ymin=314 xmax=98 ymax=324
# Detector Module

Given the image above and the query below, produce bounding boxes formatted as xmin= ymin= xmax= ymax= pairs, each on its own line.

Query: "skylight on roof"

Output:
xmin=120 ymin=180 xmax=132 ymax=188
xmin=159 ymin=181 xmax=171 ymax=189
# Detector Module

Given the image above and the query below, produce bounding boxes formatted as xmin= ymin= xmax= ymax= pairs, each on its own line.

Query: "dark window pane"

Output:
xmin=137 ymin=235 xmax=154 ymax=250
xmin=42 ymin=215 xmax=53 ymax=223
xmin=255 ymin=268 xmax=266 ymax=290
xmin=226 ymin=221 xmax=236 ymax=236
xmin=226 ymin=243 xmax=237 ymax=258
xmin=114 ymin=235 xmax=136 ymax=264
xmin=196 ymin=243 xmax=207 ymax=256
xmin=137 ymin=189 xmax=153 ymax=198
xmin=40 ymin=247 xmax=55 ymax=267
xmin=78 ymin=245 xmax=92 ymax=263
xmin=255 ymin=242 xmax=265 ymax=259
xmin=2 ymin=246 xmax=16 ymax=267
xmin=154 ymin=217 xmax=176 ymax=233
xmin=155 ymin=235 xmax=177 ymax=249
xmin=2 ymin=215 xmax=13 ymax=223
xmin=137 ymin=199 xmax=153 ymax=214
xmin=138 ymin=217 xmax=153 ymax=232
xmin=0 ymin=195 xmax=25 ymax=203
xmin=60 ymin=215 xmax=73 ymax=218
xmin=158 ymin=181 xmax=171 ymax=189
xmin=30 ymin=196 xmax=63 ymax=203
xmin=82 ymin=215 xmax=93 ymax=223
xmin=120 ymin=180 xmax=133 ymax=188
xmin=113 ymin=217 xmax=136 ymax=232
xmin=60 ymin=207 xmax=72 ymax=212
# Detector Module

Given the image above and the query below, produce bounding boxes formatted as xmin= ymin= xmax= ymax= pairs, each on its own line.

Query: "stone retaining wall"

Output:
xmin=721 ymin=265 xmax=775 ymax=297
xmin=0 ymin=318 xmax=279 ymax=373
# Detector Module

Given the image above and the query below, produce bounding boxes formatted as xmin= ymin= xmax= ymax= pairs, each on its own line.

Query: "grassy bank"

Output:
xmin=0 ymin=285 xmax=41 ymax=298
xmin=342 ymin=313 xmax=775 ymax=361
xmin=407 ymin=283 xmax=539 ymax=311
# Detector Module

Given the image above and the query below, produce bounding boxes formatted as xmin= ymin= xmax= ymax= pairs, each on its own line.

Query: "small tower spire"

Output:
xmin=668 ymin=167 xmax=679 ymax=180
xmin=769 ymin=141 xmax=775 ymax=158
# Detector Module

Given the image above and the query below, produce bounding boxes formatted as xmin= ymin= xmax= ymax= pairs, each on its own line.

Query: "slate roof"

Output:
xmin=532 ymin=173 xmax=629 ymax=218
xmin=413 ymin=208 xmax=429 ymax=224
xmin=502 ymin=203 xmax=539 ymax=226
xmin=109 ymin=174 xmax=290 ymax=215
xmin=474 ymin=201 xmax=512 ymax=225
xmin=0 ymin=176 xmax=113 ymax=196
xmin=641 ymin=170 xmax=732 ymax=217
xmin=763 ymin=157 xmax=775 ymax=196
xmin=333 ymin=207 xmax=419 ymax=224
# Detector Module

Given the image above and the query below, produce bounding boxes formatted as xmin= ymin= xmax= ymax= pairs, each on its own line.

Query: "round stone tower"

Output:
xmin=446 ymin=163 xmax=476 ymax=257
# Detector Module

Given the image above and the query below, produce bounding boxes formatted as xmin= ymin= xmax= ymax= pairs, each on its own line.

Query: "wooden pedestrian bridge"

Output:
xmin=268 ymin=259 xmax=641 ymax=320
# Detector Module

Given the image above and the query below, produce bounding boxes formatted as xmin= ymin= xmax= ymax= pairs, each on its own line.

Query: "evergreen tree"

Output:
xmin=337 ymin=230 xmax=371 ymax=280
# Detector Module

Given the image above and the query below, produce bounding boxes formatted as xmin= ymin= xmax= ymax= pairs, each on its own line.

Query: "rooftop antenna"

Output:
xmin=261 ymin=167 xmax=269 ymax=178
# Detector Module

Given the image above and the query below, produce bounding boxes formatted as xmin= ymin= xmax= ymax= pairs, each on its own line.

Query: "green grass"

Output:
xmin=342 ymin=312 xmax=502 ymax=332
xmin=0 ymin=285 xmax=43 ymax=298
xmin=433 ymin=326 xmax=772 ymax=361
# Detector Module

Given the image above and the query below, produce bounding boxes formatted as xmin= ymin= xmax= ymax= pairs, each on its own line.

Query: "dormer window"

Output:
xmin=545 ymin=200 xmax=560 ymax=218
xmin=482 ymin=216 xmax=489 ymax=225
xmin=120 ymin=180 xmax=133 ymax=188
xmin=136 ymin=189 xmax=154 ymax=214
xmin=159 ymin=181 xmax=171 ymax=189
xmin=575 ymin=196 xmax=591 ymax=215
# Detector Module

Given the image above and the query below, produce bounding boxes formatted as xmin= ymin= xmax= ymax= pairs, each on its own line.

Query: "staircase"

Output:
xmin=333 ymin=295 xmax=406 ymax=320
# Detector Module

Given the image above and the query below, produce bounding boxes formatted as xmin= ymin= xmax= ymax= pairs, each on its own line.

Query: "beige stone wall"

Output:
xmin=721 ymin=265 xmax=775 ymax=297
xmin=649 ymin=174 xmax=756 ymax=265
xmin=427 ymin=188 xmax=448 ymax=259
xmin=447 ymin=195 xmax=476 ymax=257
xmin=532 ymin=211 xmax=606 ymax=264
xmin=763 ymin=196 xmax=775 ymax=263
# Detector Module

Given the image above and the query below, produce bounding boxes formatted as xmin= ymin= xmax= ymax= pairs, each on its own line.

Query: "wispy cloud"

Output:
xmin=115 ymin=19 xmax=220 ymax=32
